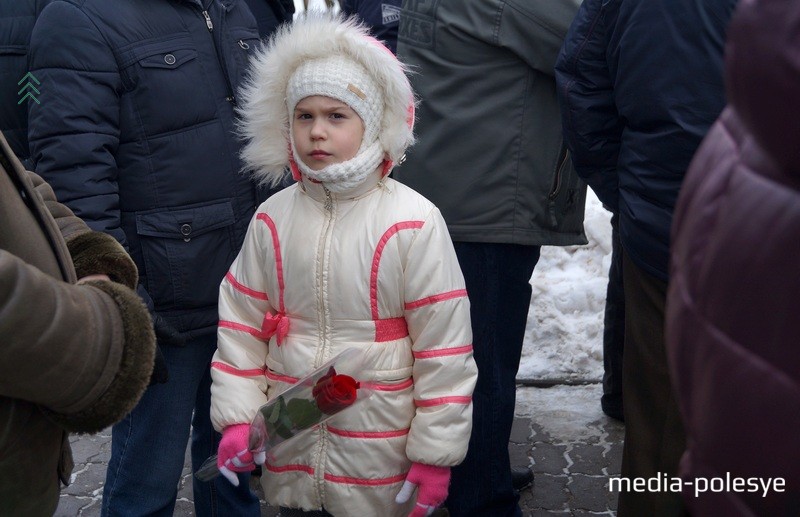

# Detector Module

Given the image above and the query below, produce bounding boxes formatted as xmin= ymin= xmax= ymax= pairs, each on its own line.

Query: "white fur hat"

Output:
xmin=237 ymin=13 xmax=416 ymax=187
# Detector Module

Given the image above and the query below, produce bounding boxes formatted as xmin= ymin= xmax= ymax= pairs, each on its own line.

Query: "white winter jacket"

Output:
xmin=210 ymin=171 xmax=477 ymax=516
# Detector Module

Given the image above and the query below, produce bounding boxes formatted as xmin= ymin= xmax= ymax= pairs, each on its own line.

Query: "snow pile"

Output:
xmin=519 ymin=191 xmax=612 ymax=382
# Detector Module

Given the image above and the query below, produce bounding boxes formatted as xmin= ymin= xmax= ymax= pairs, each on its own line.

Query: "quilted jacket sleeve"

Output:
xmin=403 ymin=207 xmax=478 ymax=466
xmin=26 ymin=168 xmax=138 ymax=289
xmin=210 ymin=213 xmax=272 ymax=432
xmin=554 ymin=0 xmax=622 ymax=211
xmin=28 ymin=1 xmax=126 ymax=244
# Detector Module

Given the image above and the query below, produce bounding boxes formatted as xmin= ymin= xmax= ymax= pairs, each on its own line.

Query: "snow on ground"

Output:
xmin=515 ymin=384 xmax=608 ymax=439
xmin=519 ymin=191 xmax=612 ymax=382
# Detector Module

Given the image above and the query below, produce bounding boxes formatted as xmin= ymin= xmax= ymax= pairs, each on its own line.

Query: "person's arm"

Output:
xmin=24 ymin=168 xmax=139 ymax=288
xmin=0 ymin=250 xmax=155 ymax=433
xmin=28 ymin=5 xmax=178 ymax=372
xmin=403 ymin=207 xmax=478 ymax=467
xmin=210 ymin=212 xmax=273 ymax=432
xmin=28 ymin=1 xmax=125 ymax=244
xmin=554 ymin=0 xmax=622 ymax=210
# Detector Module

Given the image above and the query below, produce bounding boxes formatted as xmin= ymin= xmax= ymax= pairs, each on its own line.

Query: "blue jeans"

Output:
xmin=102 ymin=333 xmax=260 ymax=517
xmin=445 ymin=243 xmax=540 ymax=517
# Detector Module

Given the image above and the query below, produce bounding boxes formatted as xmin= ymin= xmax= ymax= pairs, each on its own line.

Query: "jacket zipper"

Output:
xmin=201 ymin=9 xmax=213 ymax=30
xmin=313 ymin=186 xmax=334 ymax=504
xmin=316 ymin=186 xmax=334 ymax=365
xmin=548 ymin=148 xmax=570 ymax=200
xmin=198 ymin=4 xmax=237 ymax=105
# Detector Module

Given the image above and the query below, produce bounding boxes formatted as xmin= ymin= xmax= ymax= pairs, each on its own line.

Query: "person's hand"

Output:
xmin=152 ymin=313 xmax=186 ymax=347
xmin=395 ymin=462 xmax=451 ymax=517
xmin=217 ymin=424 xmax=265 ymax=486
xmin=148 ymin=345 xmax=169 ymax=385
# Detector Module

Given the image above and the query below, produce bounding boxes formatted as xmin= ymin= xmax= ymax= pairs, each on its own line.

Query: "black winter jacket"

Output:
xmin=29 ymin=0 xmax=263 ymax=337
xmin=242 ymin=0 xmax=293 ymax=39
xmin=555 ymin=0 xmax=737 ymax=280
xmin=341 ymin=0 xmax=400 ymax=54
xmin=0 ymin=0 xmax=52 ymax=162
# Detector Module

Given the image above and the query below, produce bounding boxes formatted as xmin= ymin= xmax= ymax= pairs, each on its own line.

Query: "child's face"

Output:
xmin=292 ymin=96 xmax=365 ymax=171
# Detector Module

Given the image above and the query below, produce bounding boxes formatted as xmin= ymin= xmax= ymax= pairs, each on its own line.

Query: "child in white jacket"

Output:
xmin=209 ymin=14 xmax=478 ymax=517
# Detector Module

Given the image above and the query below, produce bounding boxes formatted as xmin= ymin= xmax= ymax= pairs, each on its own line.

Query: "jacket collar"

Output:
xmin=300 ymin=167 xmax=385 ymax=204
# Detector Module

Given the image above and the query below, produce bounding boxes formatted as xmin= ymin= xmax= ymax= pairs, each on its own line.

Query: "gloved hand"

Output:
xmin=395 ymin=462 xmax=451 ymax=517
xmin=217 ymin=424 xmax=265 ymax=487
xmin=134 ymin=286 xmax=180 ymax=384
xmin=148 ymin=345 xmax=169 ymax=385
xmin=152 ymin=313 xmax=186 ymax=347
xmin=148 ymin=314 xmax=182 ymax=385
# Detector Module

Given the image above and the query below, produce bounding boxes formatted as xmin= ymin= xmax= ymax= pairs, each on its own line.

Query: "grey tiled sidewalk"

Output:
xmin=55 ymin=384 xmax=624 ymax=516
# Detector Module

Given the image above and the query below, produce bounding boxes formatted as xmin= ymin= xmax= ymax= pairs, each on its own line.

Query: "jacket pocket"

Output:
xmin=118 ymin=35 xmax=214 ymax=136
xmin=135 ymin=200 xmax=237 ymax=310
xmin=546 ymin=146 xmax=585 ymax=228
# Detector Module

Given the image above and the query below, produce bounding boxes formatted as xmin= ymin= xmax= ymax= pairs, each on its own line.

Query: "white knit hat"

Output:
xmin=286 ymin=55 xmax=383 ymax=147
xmin=237 ymin=13 xmax=416 ymax=187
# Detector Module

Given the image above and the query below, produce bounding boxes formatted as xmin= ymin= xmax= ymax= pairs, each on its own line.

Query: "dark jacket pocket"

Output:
xmin=135 ymin=200 xmax=237 ymax=311
xmin=547 ymin=147 xmax=586 ymax=230
xmin=119 ymin=35 xmax=214 ymax=135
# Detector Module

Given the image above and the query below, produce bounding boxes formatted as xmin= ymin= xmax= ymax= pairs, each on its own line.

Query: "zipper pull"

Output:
xmin=323 ymin=186 xmax=333 ymax=212
xmin=202 ymin=10 xmax=213 ymax=31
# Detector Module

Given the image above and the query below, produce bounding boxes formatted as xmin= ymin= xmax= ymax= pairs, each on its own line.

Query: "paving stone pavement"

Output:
xmin=55 ymin=383 xmax=624 ymax=516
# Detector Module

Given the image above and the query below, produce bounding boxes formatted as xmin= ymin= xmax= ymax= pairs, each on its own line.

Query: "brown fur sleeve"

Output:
xmin=43 ymin=280 xmax=155 ymax=433
xmin=65 ymin=231 xmax=138 ymax=290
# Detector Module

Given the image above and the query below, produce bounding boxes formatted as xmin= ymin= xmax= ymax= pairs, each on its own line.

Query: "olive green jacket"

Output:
xmin=395 ymin=0 xmax=587 ymax=246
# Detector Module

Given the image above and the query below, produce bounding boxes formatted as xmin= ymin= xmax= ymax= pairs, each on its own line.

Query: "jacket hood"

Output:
xmin=726 ymin=0 xmax=800 ymax=174
xmin=237 ymin=13 xmax=416 ymax=187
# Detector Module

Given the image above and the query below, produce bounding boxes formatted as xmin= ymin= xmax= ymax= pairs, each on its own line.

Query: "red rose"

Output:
xmin=312 ymin=367 xmax=360 ymax=415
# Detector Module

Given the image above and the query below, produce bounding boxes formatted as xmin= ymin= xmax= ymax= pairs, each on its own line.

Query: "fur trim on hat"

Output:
xmin=237 ymin=13 xmax=416 ymax=187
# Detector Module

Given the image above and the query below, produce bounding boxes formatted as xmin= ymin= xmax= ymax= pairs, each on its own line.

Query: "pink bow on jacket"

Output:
xmin=262 ymin=312 xmax=289 ymax=345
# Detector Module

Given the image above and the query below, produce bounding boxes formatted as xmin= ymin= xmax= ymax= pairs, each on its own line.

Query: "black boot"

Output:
xmin=511 ymin=466 xmax=534 ymax=492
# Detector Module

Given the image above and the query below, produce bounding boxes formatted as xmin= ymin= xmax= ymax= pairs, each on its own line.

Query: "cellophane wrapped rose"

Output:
xmin=251 ymin=366 xmax=362 ymax=452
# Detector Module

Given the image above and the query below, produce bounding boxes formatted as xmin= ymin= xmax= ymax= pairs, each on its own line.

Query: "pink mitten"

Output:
xmin=395 ymin=462 xmax=451 ymax=517
xmin=217 ymin=424 xmax=265 ymax=486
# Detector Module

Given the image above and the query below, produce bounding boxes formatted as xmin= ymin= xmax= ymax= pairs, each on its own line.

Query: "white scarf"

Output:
xmin=291 ymin=140 xmax=384 ymax=194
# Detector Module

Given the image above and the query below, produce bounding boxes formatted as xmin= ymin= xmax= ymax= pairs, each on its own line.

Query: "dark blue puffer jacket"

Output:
xmin=242 ymin=0 xmax=294 ymax=38
xmin=555 ymin=0 xmax=737 ymax=280
xmin=340 ymin=0 xmax=400 ymax=54
xmin=0 ymin=0 xmax=52 ymax=162
xmin=28 ymin=0 xmax=263 ymax=338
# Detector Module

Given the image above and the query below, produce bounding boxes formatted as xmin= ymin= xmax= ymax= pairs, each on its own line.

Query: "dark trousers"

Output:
xmin=617 ymin=251 xmax=686 ymax=516
xmin=102 ymin=333 xmax=260 ymax=517
xmin=602 ymin=211 xmax=625 ymax=420
xmin=445 ymin=242 xmax=541 ymax=517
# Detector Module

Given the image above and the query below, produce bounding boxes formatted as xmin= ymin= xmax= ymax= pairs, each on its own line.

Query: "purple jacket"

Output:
xmin=666 ymin=0 xmax=800 ymax=514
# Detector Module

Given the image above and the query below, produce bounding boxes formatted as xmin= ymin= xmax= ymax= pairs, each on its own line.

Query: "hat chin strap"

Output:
xmin=292 ymin=139 xmax=385 ymax=194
